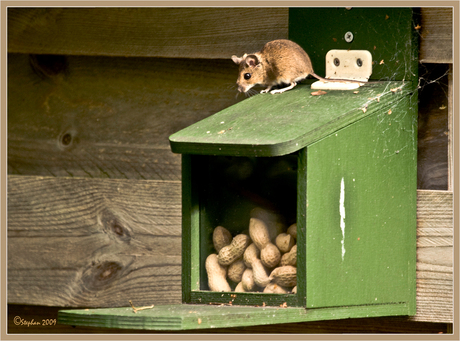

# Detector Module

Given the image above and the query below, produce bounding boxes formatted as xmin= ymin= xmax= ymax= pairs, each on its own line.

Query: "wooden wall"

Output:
xmin=7 ymin=7 xmax=453 ymax=333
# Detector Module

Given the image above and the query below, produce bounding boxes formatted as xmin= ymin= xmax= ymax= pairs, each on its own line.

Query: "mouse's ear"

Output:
xmin=231 ymin=53 xmax=248 ymax=65
xmin=245 ymin=54 xmax=259 ymax=68
xmin=231 ymin=55 xmax=243 ymax=64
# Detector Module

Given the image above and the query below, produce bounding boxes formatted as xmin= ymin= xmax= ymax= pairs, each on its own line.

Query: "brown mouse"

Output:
xmin=232 ymin=39 xmax=369 ymax=94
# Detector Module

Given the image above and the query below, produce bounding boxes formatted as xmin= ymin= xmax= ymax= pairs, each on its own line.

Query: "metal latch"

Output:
xmin=311 ymin=50 xmax=373 ymax=90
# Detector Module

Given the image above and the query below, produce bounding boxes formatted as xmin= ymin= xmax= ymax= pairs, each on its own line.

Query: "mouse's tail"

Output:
xmin=311 ymin=72 xmax=368 ymax=84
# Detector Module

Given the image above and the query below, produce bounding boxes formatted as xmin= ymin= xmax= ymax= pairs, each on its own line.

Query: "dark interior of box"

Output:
xmin=196 ymin=154 xmax=299 ymax=291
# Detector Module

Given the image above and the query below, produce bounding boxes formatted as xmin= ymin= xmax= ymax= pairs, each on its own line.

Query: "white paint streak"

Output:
xmin=340 ymin=177 xmax=346 ymax=261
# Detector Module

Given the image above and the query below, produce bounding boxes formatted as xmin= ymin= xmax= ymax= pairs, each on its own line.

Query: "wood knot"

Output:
xmin=96 ymin=262 xmax=122 ymax=282
xmin=111 ymin=223 xmax=125 ymax=237
xmin=98 ymin=209 xmax=132 ymax=243
xmin=82 ymin=261 xmax=123 ymax=290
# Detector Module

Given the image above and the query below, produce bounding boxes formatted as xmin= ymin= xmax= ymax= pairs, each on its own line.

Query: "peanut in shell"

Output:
xmin=275 ymin=233 xmax=295 ymax=253
xmin=280 ymin=244 xmax=297 ymax=266
xmin=205 ymin=253 xmax=231 ymax=292
xmin=269 ymin=265 xmax=297 ymax=287
xmin=217 ymin=233 xmax=250 ymax=266
xmin=260 ymin=242 xmax=281 ymax=268
xmin=213 ymin=226 xmax=232 ymax=252
xmin=227 ymin=257 xmax=246 ymax=283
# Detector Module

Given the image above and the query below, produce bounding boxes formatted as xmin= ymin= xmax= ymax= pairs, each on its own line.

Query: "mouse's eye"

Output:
xmin=244 ymin=73 xmax=251 ymax=80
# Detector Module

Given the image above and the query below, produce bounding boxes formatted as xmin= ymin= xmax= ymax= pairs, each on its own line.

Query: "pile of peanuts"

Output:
xmin=205 ymin=207 xmax=297 ymax=294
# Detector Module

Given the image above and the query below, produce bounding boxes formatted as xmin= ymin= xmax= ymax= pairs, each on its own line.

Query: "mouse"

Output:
xmin=232 ymin=39 xmax=372 ymax=94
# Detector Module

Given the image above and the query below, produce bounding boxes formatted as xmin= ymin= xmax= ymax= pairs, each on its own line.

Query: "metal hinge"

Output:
xmin=311 ymin=50 xmax=373 ymax=90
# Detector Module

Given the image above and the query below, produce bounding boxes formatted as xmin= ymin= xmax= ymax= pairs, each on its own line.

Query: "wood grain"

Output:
xmin=8 ymin=176 xmax=453 ymax=322
xmin=8 ymin=53 xmax=244 ymax=180
xmin=7 ymin=8 xmax=288 ymax=58
xmin=419 ymin=7 xmax=453 ymax=63
xmin=7 ymin=8 xmax=451 ymax=63
xmin=7 ymin=175 xmax=182 ymax=307
xmin=448 ymin=64 xmax=453 ymax=190
xmin=9 ymin=56 xmax=451 ymax=184
xmin=416 ymin=189 xmax=453 ymax=229
xmin=412 ymin=190 xmax=453 ymax=323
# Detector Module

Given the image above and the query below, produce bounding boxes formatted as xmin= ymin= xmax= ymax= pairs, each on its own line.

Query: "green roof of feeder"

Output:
xmin=169 ymin=81 xmax=410 ymax=157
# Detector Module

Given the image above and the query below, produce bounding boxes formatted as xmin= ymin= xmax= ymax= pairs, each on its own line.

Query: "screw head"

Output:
xmin=344 ymin=31 xmax=354 ymax=43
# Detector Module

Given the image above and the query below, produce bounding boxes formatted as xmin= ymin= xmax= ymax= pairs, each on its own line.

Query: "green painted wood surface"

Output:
xmin=297 ymin=148 xmax=308 ymax=308
xmin=175 ymin=82 xmax=417 ymax=312
xmin=289 ymin=8 xmax=419 ymax=82
xmin=169 ymin=81 xmax=411 ymax=157
xmin=189 ymin=291 xmax=297 ymax=307
xmin=58 ymin=302 xmax=412 ymax=331
xmin=305 ymin=94 xmax=417 ymax=310
xmin=181 ymin=155 xmax=194 ymax=302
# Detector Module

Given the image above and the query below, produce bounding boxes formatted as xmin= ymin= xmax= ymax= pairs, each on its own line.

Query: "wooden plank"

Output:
xmin=411 ymin=189 xmax=453 ymax=323
xmin=7 ymin=175 xmax=182 ymax=307
xmin=417 ymin=63 xmax=450 ymax=190
xmin=419 ymin=7 xmax=453 ymax=63
xmin=7 ymin=8 xmax=288 ymax=58
xmin=57 ymin=303 xmax=413 ymax=331
xmin=7 ymin=304 xmax=451 ymax=334
xmin=448 ymin=64 xmax=453 ymax=190
xmin=305 ymin=92 xmax=417 ymax=310
xmin=8 ymin=139 xmax=182 ymax=181
xmin=170 ymin=81 xmax=410 ymax=157
xmin=416 ymin=189 xmax=453 ymax=228
xmin=7 ymin=8 xmax=451 ymax=63
xmin=8 ymin=176 xmax=453 ymax=323
xmin=8 ymin=53 xmax=244 ymax=180
xmin=8 ymin=51 xmax=451 ymax=183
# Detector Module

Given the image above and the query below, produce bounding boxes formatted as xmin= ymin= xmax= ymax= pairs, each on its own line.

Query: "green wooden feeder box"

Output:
xmin=58 ymin=8 xmax=419 ymax=331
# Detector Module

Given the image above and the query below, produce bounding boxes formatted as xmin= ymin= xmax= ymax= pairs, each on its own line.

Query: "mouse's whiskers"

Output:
xmin=246 ymin=88 xmax=259 ymax=98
